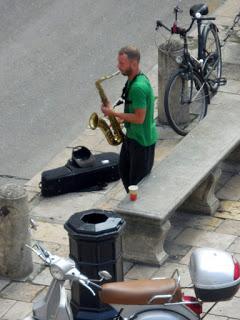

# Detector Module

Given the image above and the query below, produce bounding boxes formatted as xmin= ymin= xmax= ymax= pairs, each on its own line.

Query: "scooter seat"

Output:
xmin=99 ymin=278 xmax=182 ymax=305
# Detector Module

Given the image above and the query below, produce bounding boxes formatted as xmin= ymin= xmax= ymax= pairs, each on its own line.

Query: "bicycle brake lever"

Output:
xmin=174 ymin=4 xmax=183 ymax=14
xmin=155 ymin=20 xmax=163 ymax=30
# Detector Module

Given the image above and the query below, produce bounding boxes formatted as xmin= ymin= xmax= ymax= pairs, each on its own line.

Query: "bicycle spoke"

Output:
xmin=205 ymin=57 xmax=219 ymax=79
xmin=164 ymin=69 xmax=208 ymax=136
xmin=191 ymin=83 xmax=206 ymax=102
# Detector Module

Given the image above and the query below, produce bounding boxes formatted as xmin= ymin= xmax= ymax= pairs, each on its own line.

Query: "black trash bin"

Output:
xmin=64 ymin=209 xmax=125 ymax=320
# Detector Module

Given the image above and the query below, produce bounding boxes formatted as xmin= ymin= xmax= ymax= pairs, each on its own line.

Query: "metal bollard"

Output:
xmin=158 ymin=39 xmax=187 ymax=124
xmin=0 ymin=184 xmax=33 ymax=279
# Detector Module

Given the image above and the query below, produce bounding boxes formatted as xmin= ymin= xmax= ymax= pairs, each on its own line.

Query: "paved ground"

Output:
xmin=0 ymin=0 xmax=240 ymax=319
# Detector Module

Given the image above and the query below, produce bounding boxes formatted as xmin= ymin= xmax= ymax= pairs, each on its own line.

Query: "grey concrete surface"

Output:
xmin=1 ymin=0 xmax=240 ymax=319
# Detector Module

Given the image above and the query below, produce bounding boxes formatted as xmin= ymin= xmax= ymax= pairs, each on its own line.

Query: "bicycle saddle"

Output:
xmin=190 ymin=4 xmax=209 ymax=17
xmin=99 ymin=278 xmax=182 ymax=305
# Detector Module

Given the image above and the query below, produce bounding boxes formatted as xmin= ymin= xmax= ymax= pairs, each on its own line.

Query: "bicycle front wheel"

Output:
xmin=164 ymin=69 xmax=208 ymax=136
xmin=202 ymin=24 xmax=222 ymax=92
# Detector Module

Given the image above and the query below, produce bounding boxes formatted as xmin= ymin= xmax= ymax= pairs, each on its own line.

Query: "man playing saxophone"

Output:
xmin=101 ymin=46 xmax=158 ymax=192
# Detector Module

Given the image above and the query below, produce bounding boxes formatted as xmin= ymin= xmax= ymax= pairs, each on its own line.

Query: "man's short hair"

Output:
xmin=118 ymin=46 xmax=140 ymax=62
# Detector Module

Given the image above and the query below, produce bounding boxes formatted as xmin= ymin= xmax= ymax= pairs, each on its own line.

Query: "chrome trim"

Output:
xmin=148 ymin=294 xmax=172 ymax=304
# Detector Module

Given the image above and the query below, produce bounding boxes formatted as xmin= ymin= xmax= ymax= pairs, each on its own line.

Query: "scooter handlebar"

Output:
xmin=79 ymin=279 xmax=96 ymax=296
xmin=27 ymin=242 xmax=103 ymax=296
xmin=25 ymin=243 xmax=54 ymax=265
xmin=65 ymin=267 xmax=101 ymax=294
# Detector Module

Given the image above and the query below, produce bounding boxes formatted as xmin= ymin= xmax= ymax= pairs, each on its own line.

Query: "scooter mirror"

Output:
xmin=98 ymin=270 xmax=112 ymax=281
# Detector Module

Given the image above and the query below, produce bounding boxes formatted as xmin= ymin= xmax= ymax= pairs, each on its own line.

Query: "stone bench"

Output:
xmin=116 ymin=97 xmax=240 ymax=265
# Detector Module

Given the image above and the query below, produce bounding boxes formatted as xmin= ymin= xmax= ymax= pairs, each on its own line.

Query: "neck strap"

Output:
xmin=121 ymin=72 xmax=143 ymax=101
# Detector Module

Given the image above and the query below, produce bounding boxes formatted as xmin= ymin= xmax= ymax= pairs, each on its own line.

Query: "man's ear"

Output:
xmin=130 ymin=60 xmax=138 ymax=70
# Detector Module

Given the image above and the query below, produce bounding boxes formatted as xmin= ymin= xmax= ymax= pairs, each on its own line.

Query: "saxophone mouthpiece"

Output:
xmin=98 ymin=71 xmax=120 ymax=82
xmin=111 ymin=70 xmax=121 ymax=77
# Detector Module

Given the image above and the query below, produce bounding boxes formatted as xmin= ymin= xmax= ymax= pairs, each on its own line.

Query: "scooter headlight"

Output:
xmin=50 ymin=265 xmax=64 ymax=280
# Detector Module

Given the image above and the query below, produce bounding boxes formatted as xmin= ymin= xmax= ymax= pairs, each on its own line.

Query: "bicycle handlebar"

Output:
xmin=199 ymin=17 xmax=216 ymax=20
xmin=156 ymin=16 xmax=216 ymax=36
xmin=155 ymin=20 xmax=171 ymax=32
xmin=155 ymin=19 xmax=193 ymax=36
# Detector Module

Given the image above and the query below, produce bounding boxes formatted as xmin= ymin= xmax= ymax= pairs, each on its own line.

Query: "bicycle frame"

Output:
xmin=177 ymin=30 xmax=208 ymax=104
xmin=196 ymin=19 xmax=206 ymax=60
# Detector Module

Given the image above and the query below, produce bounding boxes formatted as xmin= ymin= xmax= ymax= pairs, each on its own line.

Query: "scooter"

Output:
xmin=24 ymin=241 xmax=240 ymax=320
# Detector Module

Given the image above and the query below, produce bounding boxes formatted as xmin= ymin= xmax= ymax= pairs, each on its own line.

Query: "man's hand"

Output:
xmin=101 ymin=102 xmax=113 ymax=117
xmin=116 ymin=117 xmax=124 ymax=124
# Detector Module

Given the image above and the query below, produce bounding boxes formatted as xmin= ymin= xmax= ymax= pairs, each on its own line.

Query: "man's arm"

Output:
xmin=101 ymin=104 xmax=146 ymax=124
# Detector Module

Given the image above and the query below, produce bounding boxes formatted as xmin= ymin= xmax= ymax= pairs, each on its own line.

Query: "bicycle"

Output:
xmin=156 ymin=3 xmax=226 ymax=136
xmin=221 ymin=9 xmax=240 ymax=46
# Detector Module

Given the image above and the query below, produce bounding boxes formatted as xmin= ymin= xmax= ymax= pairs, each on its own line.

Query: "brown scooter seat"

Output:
xmin=99 ymin=278 xmax=182 ymax=305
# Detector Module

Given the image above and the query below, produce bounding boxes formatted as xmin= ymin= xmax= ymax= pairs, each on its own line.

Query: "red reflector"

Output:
xmin=183 ymin=295 xmax=202 ymax=315
xmin=233 ymin=256 xmax=240 ymax=280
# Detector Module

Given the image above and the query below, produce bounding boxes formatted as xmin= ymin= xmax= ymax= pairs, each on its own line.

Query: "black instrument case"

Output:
xmin=40 ymin=150 xmax=120 ymax=197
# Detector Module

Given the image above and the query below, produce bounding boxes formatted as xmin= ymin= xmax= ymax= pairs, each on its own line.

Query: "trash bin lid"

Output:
xmin=64 ymin=209 xmax=125 ymax=237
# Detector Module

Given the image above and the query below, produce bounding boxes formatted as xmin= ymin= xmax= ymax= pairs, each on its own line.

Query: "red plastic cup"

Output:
xmin=128 ymin=185 xmax=138 ymax=201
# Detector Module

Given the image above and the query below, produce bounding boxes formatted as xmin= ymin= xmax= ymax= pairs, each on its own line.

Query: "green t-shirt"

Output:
xmin=124 ymin=73 xmax=158 ymax=146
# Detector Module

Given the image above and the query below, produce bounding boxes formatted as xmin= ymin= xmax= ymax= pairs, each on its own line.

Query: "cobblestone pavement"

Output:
xmin=1 ymin=1 xmax=240 ymax=319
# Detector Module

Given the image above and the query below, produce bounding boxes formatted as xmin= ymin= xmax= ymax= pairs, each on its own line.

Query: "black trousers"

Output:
xmin=119 ymin=137 xmax=155 ymax=192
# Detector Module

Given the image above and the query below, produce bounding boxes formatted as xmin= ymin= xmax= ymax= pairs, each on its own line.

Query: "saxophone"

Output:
xmin=89 ymin=71 xmax=125 ymax=146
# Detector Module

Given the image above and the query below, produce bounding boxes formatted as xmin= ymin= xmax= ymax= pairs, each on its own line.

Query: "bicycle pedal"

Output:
xmin=218 ymin=77 xmax=227 ymax=86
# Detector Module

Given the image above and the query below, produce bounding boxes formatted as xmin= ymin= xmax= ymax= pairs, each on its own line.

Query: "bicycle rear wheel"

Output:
xmin=164 ymin=69 xmax=208 ymax=136
xmin=202 ymin=24 xmax=222 ymax=92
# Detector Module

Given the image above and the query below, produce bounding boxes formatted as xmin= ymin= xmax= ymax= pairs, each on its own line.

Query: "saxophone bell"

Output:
xmin=89 ymin=112 xmax=98 ymax=130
